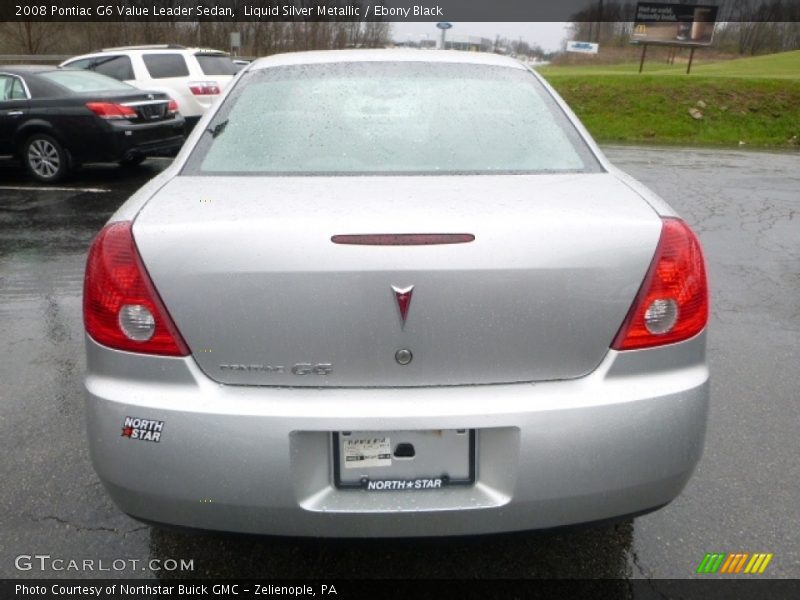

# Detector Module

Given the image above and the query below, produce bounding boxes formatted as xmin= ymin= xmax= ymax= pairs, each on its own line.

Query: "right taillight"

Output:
xmin=611 ymin=217 xmax=708 ymax=350
xmin=188 ymin=81 xmax=221 ymax=96
xmin=83 ymin=221 xmax=189 ymax=356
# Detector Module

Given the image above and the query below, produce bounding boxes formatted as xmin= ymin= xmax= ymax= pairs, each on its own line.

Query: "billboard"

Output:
xmin=632 ymin=2 xmax=719 ymax=46
xmin=566 ymin=41 xmax=599 ymax=54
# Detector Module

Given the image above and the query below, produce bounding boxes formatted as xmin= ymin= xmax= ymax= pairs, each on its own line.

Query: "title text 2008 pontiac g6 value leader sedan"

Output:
xmin=82 ymin=50 xmax=709 ymax=537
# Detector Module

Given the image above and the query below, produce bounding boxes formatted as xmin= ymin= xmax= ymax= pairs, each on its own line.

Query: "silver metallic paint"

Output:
xmin=85 ymin=332 xmax=708 ymax=536
xmin=132 ymin=174 xmax=662 ymax=387
xmin=85 ymin=50 xmax=709 ymax=535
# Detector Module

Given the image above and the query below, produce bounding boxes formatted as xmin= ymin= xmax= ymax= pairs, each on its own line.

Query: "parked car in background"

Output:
xmin=61 ymin=45 xmax=237 ymax=130
xmin=83 ymin=50 xmax=709 ymax=537
xmin=0 ymin=66 xmax=184 ymax=182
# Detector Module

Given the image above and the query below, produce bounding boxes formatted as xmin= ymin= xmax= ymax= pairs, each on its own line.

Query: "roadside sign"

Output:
xmin=632 ymin=2 xmax=718 ymax=46
xmin=566 ymin=41 xmax=599 ymax=54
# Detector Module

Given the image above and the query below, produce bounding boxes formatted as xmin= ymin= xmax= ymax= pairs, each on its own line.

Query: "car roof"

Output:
xmin=62 ymin=47 xmax=229 ymax=64
xmin=93 ymin=47 xmax=226 ymax=55
xmin=249 ymin=49 xmax=528 ymax=71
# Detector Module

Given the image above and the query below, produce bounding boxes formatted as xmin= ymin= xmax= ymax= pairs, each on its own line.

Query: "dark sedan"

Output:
xmin=0 ymin=66 xmax=185 ymax=182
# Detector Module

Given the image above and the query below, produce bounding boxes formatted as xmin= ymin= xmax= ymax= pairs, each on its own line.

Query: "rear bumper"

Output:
xmin=75 ymin=118 xmax=185 ymax=163
xmin=111 ymin=118 xmax=185 ymax=159
xmin=183 ymin=115 xmax=201 ymax=132
xmin=84 ymin=332 xmax=709 ymax=537
xmin=119 ymin=134 xmax=185 ymax=160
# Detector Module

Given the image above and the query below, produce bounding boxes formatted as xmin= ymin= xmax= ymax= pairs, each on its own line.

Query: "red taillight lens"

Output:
xmin=167 ymin=98 xmax=179 ymax=114
xmin=83 ymin=222 xmax=189 ymax=356
xmin=188 ymin=81 xmax=221 ymax=96
xmin=85 ymin=102 xmax=137 ymax=120
xmin=611 ymin=217 xmax=708 ymax=350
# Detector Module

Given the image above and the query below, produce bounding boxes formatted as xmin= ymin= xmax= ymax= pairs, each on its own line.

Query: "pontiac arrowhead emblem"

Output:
xmin=391 ymin=285 xmax=414 ymax=327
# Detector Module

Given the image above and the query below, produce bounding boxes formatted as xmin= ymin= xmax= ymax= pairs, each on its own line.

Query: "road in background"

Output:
xmin=1 ymin=147 xmax=798 ymax=579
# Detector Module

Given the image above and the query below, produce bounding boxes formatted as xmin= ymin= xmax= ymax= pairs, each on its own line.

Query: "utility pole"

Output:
xmin=597 ymin=0 xmax=604 ymax=43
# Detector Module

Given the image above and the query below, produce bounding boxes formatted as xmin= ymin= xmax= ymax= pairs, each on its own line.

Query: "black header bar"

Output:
xmin=2 ymin=0 xmax=799 ymax=23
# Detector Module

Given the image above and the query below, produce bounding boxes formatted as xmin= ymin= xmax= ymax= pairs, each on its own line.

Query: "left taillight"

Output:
xmin=85 ymin=102 xmax=137 ymax=120
xmin=167 ymin=98 xmax=179 ymax=115
xmin=83 ymin=221 xmax=189 ymax=356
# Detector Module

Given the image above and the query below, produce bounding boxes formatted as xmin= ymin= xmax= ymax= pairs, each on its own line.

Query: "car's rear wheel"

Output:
xmin=24 ymin=134 xmax=69 ymax=183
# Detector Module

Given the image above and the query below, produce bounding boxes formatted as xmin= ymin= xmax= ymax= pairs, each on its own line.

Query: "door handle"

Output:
xmin=8 ymin=111 xmax=24 ymax=116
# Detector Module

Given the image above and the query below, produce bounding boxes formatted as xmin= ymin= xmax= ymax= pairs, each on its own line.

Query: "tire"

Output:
xmin=23 ymin=134 xmax=69 ymax=183
xmin=120 ymin=154 xmax=146 ymax=168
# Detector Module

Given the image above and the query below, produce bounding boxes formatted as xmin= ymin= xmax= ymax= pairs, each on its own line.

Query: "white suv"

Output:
xmin=61 ymin=45 xmax=237 ymax=130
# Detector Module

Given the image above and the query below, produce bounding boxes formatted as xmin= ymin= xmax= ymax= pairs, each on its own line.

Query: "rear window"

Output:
xmin=63 ymin=58 xmax=93 ymax=70
xmin=196 ymin=54 xmax=237 ymax=76
xmin=185 ymin=62 xmax=601 ymax=176
xmin=142 ymin=54 xmax=190 ymax=79
xmin=39 ymin=70 xmax=133 ymax=92
xmin=92 ymin=55 xmax=135 ymax=81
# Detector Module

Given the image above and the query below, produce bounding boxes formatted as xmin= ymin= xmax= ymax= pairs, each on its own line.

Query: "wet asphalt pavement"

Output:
xmin=0 ymin=147 xmax=798 ymax=581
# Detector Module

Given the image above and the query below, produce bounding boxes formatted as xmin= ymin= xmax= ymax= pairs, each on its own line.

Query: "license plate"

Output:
xmin=333 ymin=429 xmax=475 ymax=490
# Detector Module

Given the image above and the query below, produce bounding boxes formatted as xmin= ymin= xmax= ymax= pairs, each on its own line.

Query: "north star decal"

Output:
xmin=121 ymin=417 xmax=164 ymax=443
xmin=366 ymin=478 xmax=443 ymax=491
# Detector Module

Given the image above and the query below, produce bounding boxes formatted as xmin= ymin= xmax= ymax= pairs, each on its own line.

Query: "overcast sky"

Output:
xmin=391 ymin=22 xmax=572 ymax=52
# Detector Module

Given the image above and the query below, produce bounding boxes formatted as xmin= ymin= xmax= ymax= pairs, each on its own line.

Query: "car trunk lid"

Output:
xmin=132 ymin=173 xmax=661 ymax=387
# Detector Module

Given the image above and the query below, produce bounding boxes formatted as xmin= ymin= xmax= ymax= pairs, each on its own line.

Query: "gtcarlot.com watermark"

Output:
xmin=15 ymin=554 xmax=194 ymax=573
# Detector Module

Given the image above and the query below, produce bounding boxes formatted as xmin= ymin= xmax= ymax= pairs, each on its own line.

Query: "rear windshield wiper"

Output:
xmin=207 ymin=120 xmax=228 ymax=138
xmin=89 ymin=56 xmax=120 ymax=70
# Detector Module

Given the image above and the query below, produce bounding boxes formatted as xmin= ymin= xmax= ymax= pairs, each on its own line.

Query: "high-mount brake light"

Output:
xmin=83 ymin=222 xmax=189 ymax=356
xmin=611 ymin=217 xmax=708 ymax=350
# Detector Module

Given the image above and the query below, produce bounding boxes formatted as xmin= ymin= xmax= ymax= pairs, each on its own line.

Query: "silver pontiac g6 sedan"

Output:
xmin=83 ymin=50 xmax=709 ymax=536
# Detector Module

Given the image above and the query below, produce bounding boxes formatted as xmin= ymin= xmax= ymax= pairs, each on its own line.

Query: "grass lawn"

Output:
xmin=538 ymin=50 xmax=800 ymax=147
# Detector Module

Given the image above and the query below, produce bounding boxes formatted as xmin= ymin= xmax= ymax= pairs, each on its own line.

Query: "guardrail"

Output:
xmin=0 ymin=55 xmax=71 ymax=65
